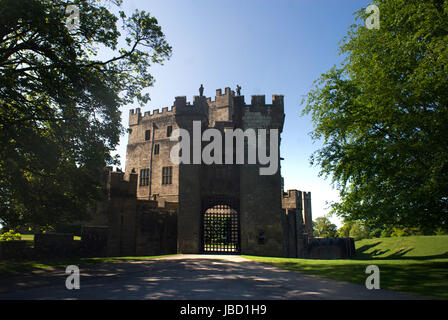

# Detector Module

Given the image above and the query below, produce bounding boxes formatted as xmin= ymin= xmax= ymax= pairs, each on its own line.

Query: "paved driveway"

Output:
xmin=0 ymin=255 xmax=423 ymax=300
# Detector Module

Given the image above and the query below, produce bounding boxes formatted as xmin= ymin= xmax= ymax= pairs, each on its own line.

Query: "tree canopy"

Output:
xmin=302 ymin=0 xmax=448 ymax=230
xmin=0 ymin=0 xmax=171 ymax=230
xmin=313 ymin=216 xmax=338 ymax=238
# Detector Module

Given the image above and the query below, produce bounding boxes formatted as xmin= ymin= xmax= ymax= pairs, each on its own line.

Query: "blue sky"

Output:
xmin=113 ymin=0 xmax=372 ymax=227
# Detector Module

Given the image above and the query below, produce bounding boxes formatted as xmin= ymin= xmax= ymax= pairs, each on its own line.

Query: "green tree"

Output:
xmin=0 ymin=0 xmax=171 ymax=230
xmin=313 ymin=216 xmax=338 ymax=238
xmin=349 ymin=221 xmax=370 ymax=241
xmin=337 ymin=220 xmax=353 ymax=237
xmin=380 ymin=225 xmax=393 ymax=238
xmin=390 ymin=226 xmax=424 ymax=237
xmin=368 ymin=227 xmax=383 ymax=239
xmin=302 ymin=0 xmax=448 ymax=230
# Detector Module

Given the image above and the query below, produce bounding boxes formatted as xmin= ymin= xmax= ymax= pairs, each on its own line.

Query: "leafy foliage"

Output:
xmin=0 ymin=229 xmax=21 ymax=241
xmin=337 ymin=221 xmax=353 ymax=237
xmin=302 ymin=0 xmax=448 ymax=229
xmin=338 ymin=220 xmax=446 ymax=240
xmin=348 ymin=221 xmax=370 ymax=240
xmin=337 ymin=220 xmax=371 ymax=240
xmin=0 ymin=0 xmax=171 ymax=230
xmin=312 ymin=216 xmax=338 ymax=238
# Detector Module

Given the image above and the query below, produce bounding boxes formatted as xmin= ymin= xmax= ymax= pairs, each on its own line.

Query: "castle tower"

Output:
xmin=125 ymin=87 xmax=288 ymax=257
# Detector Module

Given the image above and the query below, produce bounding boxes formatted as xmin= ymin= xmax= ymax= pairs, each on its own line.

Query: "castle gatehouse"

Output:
xmin=82 ymin=87 xmax=353 ymax=259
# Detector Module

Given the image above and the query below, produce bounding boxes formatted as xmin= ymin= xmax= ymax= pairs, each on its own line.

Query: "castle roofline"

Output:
xmin=128 ymin=87 xmax=284 ymax=126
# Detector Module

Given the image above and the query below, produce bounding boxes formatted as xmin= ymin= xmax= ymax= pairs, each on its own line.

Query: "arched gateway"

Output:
xmin=201 ymin=197 xmax=240 ymax=254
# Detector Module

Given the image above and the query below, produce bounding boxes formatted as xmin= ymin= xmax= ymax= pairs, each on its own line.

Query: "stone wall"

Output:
xmin=34 ymin=233 xmax=78 ymax=257
xmin=0 ymin=234 xmax=80 ymax=259
xmin=281 ymin=209 xmax=306 ymax=258
xmin=307 ymin=237 xmax=356 ymax=259
xmin=282 ymin=190 xmax=313 ymax=239
xmin=281 ymin=190 xmax=355 ymax=259
xmin=282 ymin=190 xmax=309 ymax=257
xmin=0 ymin=241 xmax=33 ymax=259
xmin=135 ymin=200 xmax=177 ymax=256
xmin=126 ymin=106 xmax=180 ymax=201
xmin=81 ymin=226 xmax=109 ymax=257
xmin=81 ymin=170 xmax=178 ymax=257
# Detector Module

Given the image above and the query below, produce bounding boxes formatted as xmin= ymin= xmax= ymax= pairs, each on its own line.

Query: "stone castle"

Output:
xmin=82 ymin=87 xmax=354 ymax=259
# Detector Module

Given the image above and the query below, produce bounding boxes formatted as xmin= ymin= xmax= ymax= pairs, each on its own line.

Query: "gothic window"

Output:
xmin=145 ymin=129 xmax=151 ymax=141
xmin=154 ymin=144 xmax=160 ymax=155
xmin=140 ymin=168 xmax=150 ymax=186
xmin=166 ymin=125 xmax=172 ymax=137
xmin=162 ymin=166 xmax=172 ymax=185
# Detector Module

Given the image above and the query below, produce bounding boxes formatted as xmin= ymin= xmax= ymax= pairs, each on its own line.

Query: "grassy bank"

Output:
xmin=244 ymin=235 xmax=448 ymax=300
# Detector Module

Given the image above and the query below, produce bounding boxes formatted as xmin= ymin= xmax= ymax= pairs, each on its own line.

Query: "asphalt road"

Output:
xmin=0 ymin=255 xmax=424 ymax=300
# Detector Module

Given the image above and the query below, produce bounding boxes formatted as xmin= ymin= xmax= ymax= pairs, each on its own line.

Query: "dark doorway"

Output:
xmin=201 ymin=197 xmax=240 ymax=254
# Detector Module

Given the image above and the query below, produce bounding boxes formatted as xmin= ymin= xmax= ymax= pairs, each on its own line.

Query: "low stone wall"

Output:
xmin=0 ymin=241 xmax=33 ymax=259
xmin=81 ymin=226 xmax=109 ymax=257
xmin=136 ymin=205 xmax=177 ymax=256
xmin=80 ymin=193 xmax=178 ymax=257
xmin=307 ymin=237 xmax=355 ymax=259
xmin=34 ymin=233 xmax=79 ymax=257
xmin=0 ymin=233 xmax=83 ymax=259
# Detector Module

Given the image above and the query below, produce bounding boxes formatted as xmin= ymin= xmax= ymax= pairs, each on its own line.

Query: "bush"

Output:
xmin=369 ymin=228 xmax=383 ymax=238
xmin=337 ymin=221 xmax=353 ymax=237
xmin=380 ymin=228 xmax=392 ymax=238
xmin=390 ymin=227 xmax=424 ymax=237
xmin=435 ymin=227 xmax=448 ymax=235
xmin=0 ymin=230 xmax=22 ymax=241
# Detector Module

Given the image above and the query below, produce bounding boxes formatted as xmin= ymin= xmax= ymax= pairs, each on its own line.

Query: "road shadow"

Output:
xmin=0 ymin=256 xmax=425 ymax=300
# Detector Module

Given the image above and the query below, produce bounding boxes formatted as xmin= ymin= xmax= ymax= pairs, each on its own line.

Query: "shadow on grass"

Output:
xmin=264 ymin=259 xmax=448 ymax=300
xmin=353 ymin=241 xmax=448 ymax=261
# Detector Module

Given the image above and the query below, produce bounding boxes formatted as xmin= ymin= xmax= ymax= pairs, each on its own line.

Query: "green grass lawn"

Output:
xmin=20 ymin=234 xmax=81 ymax=241
xmin=244 ymin=235 xmax=448 ymax=300
xmin=20 ymin=234 xmax=34 ymax=241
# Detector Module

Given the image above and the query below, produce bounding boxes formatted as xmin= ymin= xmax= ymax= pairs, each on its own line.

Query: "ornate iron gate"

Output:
xmin=201 ymin=197 xmax=240 ymax=254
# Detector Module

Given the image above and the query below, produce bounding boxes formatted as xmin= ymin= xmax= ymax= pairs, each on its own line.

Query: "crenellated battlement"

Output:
xmin=141 ymin=106 xmax=177 ymax=121
xmin=209 ymin=87 xmax=234 ymax=107
xmin=106 ymin=170 xmax=138 ymax=198
xmin=251 ymin=95 xmax=265 ymax=106
xmin=282 ymin=189 xmax=303 ymax=210
xmin=236 ymin=94 xmax=285 ymax=130
xmin=129 ymin=93 xmax=213 ymax=126
xmin=215 ymin=87 xmax=234 ymax=97
xmin=129 ymin=105 xmax=177 ymax=125
xmin=129 ymin=89 xmax=285 ymax=126
xmin=247 ymin=94 xmax=284 ymax=107
xmin=174 ymin=95 xmax=208 ymax=115
xmin=231 ymin=94 xmax=284 ymax=108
